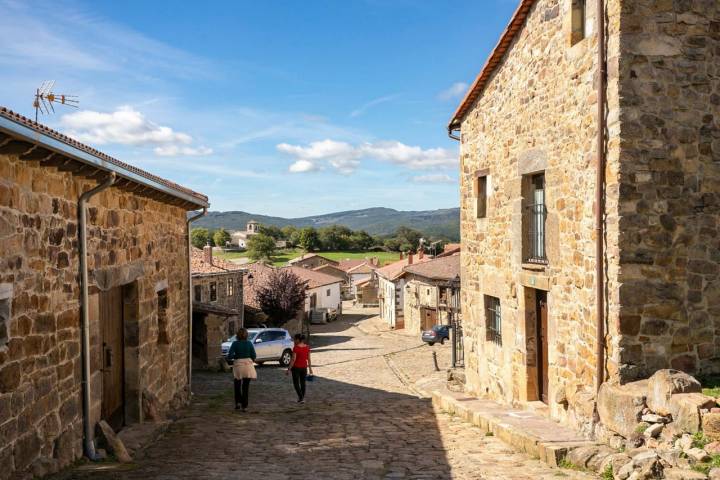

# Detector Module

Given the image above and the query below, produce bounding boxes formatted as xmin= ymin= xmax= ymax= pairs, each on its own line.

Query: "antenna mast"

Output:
xmin=33 ymin=81 xmax=79 ymax=122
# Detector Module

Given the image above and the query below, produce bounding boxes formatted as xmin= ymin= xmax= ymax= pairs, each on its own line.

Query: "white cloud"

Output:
xmin=350 ymin=94 xmax=400 ymax=118
xmin=60 ymin=106 xmax=212 ymax=156
xmin=288 ymin=160 xmax=319 ymax=173
xmin=410 ymin=174 xmax=455 ymax=184
xmin=438 ymin=82 xmax=469 ymax=101
xmin=278 ymin=139 xmax=457 ymax=174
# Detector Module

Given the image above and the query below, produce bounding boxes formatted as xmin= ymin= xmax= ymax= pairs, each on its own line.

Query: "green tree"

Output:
xmin=190 ymin=228 xmax=210 ymax=249
xmin=246 ymin=233 xmax=277 ymax=261
xmin=213 ymin=228 xmax=232 ymax=247
xmin=318 ymin=225 xmax=352 ymax=251
xmin=281 ymin=225 xmax=297 ymax=241
xmin=258 ymin=224 xmax=284 ymax=240
xmin=255 ymin=269 xmax=307 ymax=327
xmin=298 ymin=227 xmax=320 ymax=251
xmin=349 ymin=230 xmax=374 ymax=250
xmin=288 ymin=229 xmax=301 ymax=248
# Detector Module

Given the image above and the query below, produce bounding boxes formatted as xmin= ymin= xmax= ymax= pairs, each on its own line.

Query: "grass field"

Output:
xmin=214 ymin=248 xmax=400 ymax=267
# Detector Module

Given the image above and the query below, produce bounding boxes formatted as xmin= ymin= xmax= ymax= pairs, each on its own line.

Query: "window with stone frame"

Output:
xmin=476 ymin=175 xmax=488 ymax=219
xmin=157 ymin=289 xmax=170 ymax=345
xmin=210 ymin=282 xmax=217 ymax=302
xmin=522 ymin=172 xmax=548 ymax=264
xmin=0 ymin=298 xmax=9 ymax=348
xmin=227 ymin=278 xmax=234 ymax=297
xmin=194 ymin=285 xmax=201 ymax=302
xmin=485 ymin=295 xmax=502 ymax=345
xmin=570 ymin=0 xmax=588 ymax=45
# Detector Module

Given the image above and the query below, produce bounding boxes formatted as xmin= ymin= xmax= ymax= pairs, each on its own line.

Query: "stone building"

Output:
xmin=377 ymin=253 xmax=429 ymax=330
xmin=403 ymin=255 xmax=461 ymax=334
xmin=0 ymin=107 xmax=208 ymax=477
xmin=450 ymin=0 xmax=720 ymax=431
xmin=190 ymin=245 xmax=245 ymax=368
xmin=230 ymin=220 xmax=259 ymax=248
xmin=287 ymin=253 xmax=337 ymax=270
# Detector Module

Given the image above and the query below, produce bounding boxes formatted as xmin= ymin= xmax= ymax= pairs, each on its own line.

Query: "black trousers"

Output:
xmin=291 ymin=367 xmax=307 ymax=400
xmin=233 ymin=378 xmax=251 ymax=408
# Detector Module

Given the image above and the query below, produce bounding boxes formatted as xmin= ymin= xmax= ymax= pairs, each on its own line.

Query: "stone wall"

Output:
xmin=0 ymin=152 xmax=193 ymax=477
xmin=458 ymin=0 xmax=623 ymax=431
xmin=614 ymin=0 xmax=720 ymax=380
xmin=404 ymin=276 xmax=451 ymax=334
xmin=192 ymin=272 xmax=244 ymax=313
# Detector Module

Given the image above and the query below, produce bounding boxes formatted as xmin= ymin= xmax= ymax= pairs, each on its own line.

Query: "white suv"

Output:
xmin=221 ymin=328 xmax=294 ymax=367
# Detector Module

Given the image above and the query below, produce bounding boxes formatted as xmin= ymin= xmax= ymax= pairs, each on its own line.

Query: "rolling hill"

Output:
xmin=193 ymin=207 xmax=460 ymax=240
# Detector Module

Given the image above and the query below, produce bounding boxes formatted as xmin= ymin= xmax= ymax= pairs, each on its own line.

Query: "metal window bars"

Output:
xmin=485 ymin=297 xmax=502 ymax=345
xmin=524 ymin=203 xmax=548 ymax=264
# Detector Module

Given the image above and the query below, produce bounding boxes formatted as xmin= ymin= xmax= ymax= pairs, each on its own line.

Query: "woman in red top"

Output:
xmin=286 ymin=334 xmax=312 ymax=403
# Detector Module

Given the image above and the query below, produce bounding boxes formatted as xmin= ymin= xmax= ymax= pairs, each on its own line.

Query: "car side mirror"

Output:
xmin=255 ymin=338 xmax=262 ymax=343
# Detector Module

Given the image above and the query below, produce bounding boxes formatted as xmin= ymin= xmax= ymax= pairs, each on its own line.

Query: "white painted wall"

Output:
xmin=305 ymin=282 xmax=342 ymax=312
xmin=378 ymin=276 xmax=406 ymax=328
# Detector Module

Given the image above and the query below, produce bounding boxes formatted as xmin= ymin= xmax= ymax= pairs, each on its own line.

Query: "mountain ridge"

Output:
xmin=193 ymin=207 xmax=460 ymax=240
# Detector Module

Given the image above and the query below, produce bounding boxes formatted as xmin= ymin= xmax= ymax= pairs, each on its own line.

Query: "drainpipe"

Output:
xmin=186 ymin=208 xmax=206 ymax=395
xmin=448 ymin=126 xmax=461 ymax=141
xmin=79 ymin=172 xmax=116 ymax=460
xmin=595 ymin=0 xmax=607 ymax=393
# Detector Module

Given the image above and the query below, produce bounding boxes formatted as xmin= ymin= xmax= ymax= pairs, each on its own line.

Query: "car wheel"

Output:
xmin=428 ymin=342 xmax=435 ymax=346
xmin=440 ymin=338 xmax=446 ymax=345
xmin=279 ymin=349 xmax=293 ymax=367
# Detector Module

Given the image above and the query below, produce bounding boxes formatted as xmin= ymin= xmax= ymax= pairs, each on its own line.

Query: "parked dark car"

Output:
xmin=422 ymin=325 xmax=449 ymax=346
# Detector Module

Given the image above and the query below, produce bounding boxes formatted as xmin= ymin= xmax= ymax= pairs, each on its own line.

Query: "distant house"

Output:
xmin=339 ymin=258 xmax=379 ymax=295
xmin=313 ymin=263 xmax=349 ymax=284
xmin=377 ymin=252 xmax=430 ymax=329
xmin=286 ymin=266 xmax=343 ymax=323
xmin=403 ymin=254 xmax=461 ymax=333
xmin=190 ymin=246 xmax=245 ymax=367
xmin=288 ymin=253 xmax=338 ymax=270
xmin=230 ymin=220 xmax=260 ymax=248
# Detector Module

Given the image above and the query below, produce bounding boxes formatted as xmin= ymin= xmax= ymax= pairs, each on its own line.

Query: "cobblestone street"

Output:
xmin=54 ymin=306 xmax=593 ymax=479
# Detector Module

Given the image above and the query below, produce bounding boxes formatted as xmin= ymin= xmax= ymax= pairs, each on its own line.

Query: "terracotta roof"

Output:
xmin=437 ymin=243 xmax=461 ymax=258
xmin=190 ymin=247 xmax=244 ymax=275
xmin=284 ymin=266 xmax=343 ymax=289
xmin=288 ymin=253 xmax=338 ymax=266
xmin=0 ymin=107 xmax=209 ymax=207
xmin=448 ymin=0 xmax=536 ymax=132
xmin=346 ymin=262 xmax=377 ymax=274
xmin=403 ymin=254 xmax=461 ymax=282
xmin=313 ymin=264 xmax=348 ymax=280
xmin=242 ymin=262 xmax=276 ymax=310
xmin=376 ymin=255 xmax=431 ymax=281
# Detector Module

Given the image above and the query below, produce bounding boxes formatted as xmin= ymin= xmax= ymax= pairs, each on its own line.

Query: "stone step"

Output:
xmin=431 ymin=386 xmax=598 ymax=467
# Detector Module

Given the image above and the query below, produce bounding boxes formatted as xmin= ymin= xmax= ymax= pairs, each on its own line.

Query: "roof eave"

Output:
xmin=0 ymin=114 xmax=209 ymax=209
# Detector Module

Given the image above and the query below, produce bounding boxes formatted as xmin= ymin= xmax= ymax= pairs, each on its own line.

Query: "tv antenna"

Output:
xmin=33 ymin=81 xmax=79 ymax=122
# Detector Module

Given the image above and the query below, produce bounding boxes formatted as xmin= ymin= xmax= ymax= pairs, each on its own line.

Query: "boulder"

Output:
xmin=658 ymin=449 xmax=683 ymax=469
xmin=599 ymin=453 xmax=632 ymax=476
xmin=642 ymin=413 xmax=671 ymax=424
xmin=567 ymin=445 xmax=601 ymax=469
xmin=706 ymin=441 xmax=720 ymax=455
xmin=648 ymin=370 xmax=702 ymax=415
xmin=588 ymin=446 xmax=617 ymax=471
xmin=97 ymin=420 xmax=132 ymax=463
xmin=670 ymin=393 xmax=717 ymax=434
xmin=644 ymin=423 xmax=664 ymax=438
xmin=598 ymin=380 xmax=648 ymax=438
xmin=702 ymin=412 xmax=720 ymax=441
xmin=663 ymin=468 xmax=710 ymax=480
xmin=677 ymin=434 xmax=695 ymax=451
xmin=142 ymin=390 xmax=165 ymax=422
xmin=709 ymin=468 xmax=720 ymax=480
xmin=685 ymin=447 xmax=710 ymax=463
xmin=632 ymin=450 xmax=659 ymax=468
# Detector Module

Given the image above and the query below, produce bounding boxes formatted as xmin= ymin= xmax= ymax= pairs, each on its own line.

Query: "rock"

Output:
xmin=588 ymin=446 xmax=617 ymax=471
xmin=142 ymin=390 xmax=165 ymax=422
xmin=97 ymin=420 xmax=132 ymax=463
xmin=658 ymin=449 xmax=683 ymax=468
xmin=648 ymin=370 xmax=702 ymax=415
xmin=598 ymin=380 xmax=648 ymax=438
xmin=637 ymin=459 xmax=663 ymax=479
xmin=30 ymin=457 xmax=59 ymax=477
xmin=685 ymin=447 xmax=710 ymax=462
xmin=642 ymin=413 xmax=671 ymax=424
xmin=567 ymin=445 xmax=600 ymax=468
xmin=670 ymin=394 xmax=717 ymax=434
xmin=705 ymin=441 xmax=720 ymax=455
xmin=677 ymin=434 xmax=695 ymax=451
xmin=632 ymin=450 xmax=659 ymax=468
xmin=645 ymin=423 xmax=664 ymax=438
xmin=609 ymin=434 xmax=626 ymax=450
xmin=709 ymin=467 xmax=720 ymax=480
xmin=663 ymin=468 xmax=709 ymax=480
xmin=599 ymin=453 xmax=632 ymax=476
xmin=617 ymin=460 xmax=637 ymax=480
xmin=702 ymin=413 xmax=720 ymax=441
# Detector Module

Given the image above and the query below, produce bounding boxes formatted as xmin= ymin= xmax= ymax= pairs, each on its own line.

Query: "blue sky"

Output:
xmin=1 ymin=0 xmax=517 ymax=216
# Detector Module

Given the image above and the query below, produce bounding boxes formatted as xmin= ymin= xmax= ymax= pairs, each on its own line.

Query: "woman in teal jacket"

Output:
xmin=226 ymin=328 xmax=257 ymax=411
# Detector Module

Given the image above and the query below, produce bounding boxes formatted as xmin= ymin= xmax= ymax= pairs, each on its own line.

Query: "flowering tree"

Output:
xmin=255 ymin=269 xmax=307 ymax=327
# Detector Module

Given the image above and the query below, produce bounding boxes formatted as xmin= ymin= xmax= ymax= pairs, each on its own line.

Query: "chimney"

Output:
xmin=418 ymin=249 xmax=424 ymax=260
xmin=399 ymin=252 xmax=404 ymax=260
xmin=408 ymin=253 xmax=414 ymax=265
xmin=203 ymin=241 xmax=213 ymax=265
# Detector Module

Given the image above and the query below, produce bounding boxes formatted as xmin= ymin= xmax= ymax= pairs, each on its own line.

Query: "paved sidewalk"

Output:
xmin=49 ymin=312 xmax=594 ymax=480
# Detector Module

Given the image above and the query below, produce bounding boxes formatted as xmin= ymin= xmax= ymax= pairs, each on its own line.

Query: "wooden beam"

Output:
xmin=21 ymin=146 xmax=55 ymax=161
xmin=0 ymin=140 xmax=35 ymax=155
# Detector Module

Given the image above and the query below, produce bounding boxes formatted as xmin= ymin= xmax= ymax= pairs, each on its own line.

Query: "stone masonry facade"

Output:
xmin=458 ymin=0 xmax=720 ymax=434
xmin=0 ymin=150 xmax=195 ymax=478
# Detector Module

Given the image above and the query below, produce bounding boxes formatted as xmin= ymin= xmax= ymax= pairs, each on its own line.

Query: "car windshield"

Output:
xmin=432 ymin=325 xmax=446 ymax=331
xmin=226 ymin=332 xmax=259 ymax=342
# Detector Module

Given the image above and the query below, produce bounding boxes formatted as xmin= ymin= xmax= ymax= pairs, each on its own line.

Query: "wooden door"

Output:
xmin=101 ymin=287 xmax=125 ymax=430
xmin=309 ymin=293 xmax=317 ymax=310
xmin=421 ymin=308 xmax=437 ymax=330
xmin=537 ymin=291 xmax=549 ymax=404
